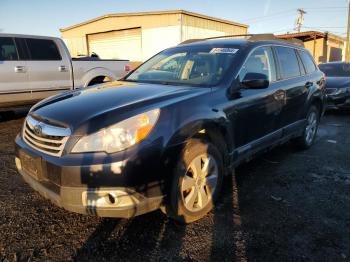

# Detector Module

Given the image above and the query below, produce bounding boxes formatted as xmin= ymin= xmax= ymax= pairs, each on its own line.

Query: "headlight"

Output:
xmin=333 ymin=88 xmax=350 ymax=95
xmin=72 ymin=109 xmax=160 ymax=153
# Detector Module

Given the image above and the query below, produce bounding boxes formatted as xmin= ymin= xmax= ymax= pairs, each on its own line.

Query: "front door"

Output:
xmin=24 ymin=38 xmax=72 ymax=101
xmin=0 ymin=37 xmax=30 ymax=106
xmin=225 ymin=46 xmax=283 ymax=155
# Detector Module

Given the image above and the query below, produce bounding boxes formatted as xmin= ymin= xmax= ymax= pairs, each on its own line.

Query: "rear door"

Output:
xmin=0 ymin=37 xmax=30 ymax=106
xmin=25 ymin=38 xmax=72 ymax=101
xmin=273 ymin=46 xmax=310 ymax=132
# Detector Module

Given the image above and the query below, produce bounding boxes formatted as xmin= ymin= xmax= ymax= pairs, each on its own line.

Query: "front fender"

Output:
xmin=163 ymin=109 xmax=234 ymax=158
xmin=305 ymin=81 xmax=326 ymax=117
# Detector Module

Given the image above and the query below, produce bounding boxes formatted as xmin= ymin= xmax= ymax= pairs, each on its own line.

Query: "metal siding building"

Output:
xmin=277 ymin=31 xmax=346 ymax=63
xmin=60 ymin=10 xmax=248 ymax=63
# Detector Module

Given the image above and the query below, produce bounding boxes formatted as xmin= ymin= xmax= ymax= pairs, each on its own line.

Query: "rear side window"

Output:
xmin=299 ymin=50 xmax=317 ymax=74
xmin=0 ymin=37 xmax=18 ymax=61
xmin=275 ymin=46 xmax=301 ymax=79
xmin=26 ymin=38 xmax=61 ymax=60
xmin=239 ymin=46 xmax=277 ymax=82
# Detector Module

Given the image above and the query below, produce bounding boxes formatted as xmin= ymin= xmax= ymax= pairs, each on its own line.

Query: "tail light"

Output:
xmin=124 ymin=65 xmax=131 ymax=73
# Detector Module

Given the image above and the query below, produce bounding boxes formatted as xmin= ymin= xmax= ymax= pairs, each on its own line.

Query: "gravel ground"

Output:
xmin=0 ymin=109 xmax=350 ymax=262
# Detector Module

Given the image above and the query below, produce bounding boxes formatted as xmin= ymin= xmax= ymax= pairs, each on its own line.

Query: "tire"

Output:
xmin=294 ymin=105 xmax=320 ymax=149
xmin=163 ymin=138 xmax=224 ymax=223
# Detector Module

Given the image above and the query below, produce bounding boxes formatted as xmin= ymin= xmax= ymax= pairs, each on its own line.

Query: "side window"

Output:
xmin=14 ymin=38 xmax=29 ymax=60
xmin=299 ymin=50 xmax=317 ymax=74
xmin=26 ymin=38 xmax=61 ymax=60
xmin=275 ymin=46 xmax=301 ymax=79
xmin=0 ymin=37 xmax=18 ymax=61
xmin=239 ymin=46 xmax=277 ymax=82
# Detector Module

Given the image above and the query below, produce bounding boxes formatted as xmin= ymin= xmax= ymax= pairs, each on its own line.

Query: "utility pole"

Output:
xmin=295 ymin=8 xmax=307 ymax=33
xmin=346 ymin=1 xmax=350 ymax=61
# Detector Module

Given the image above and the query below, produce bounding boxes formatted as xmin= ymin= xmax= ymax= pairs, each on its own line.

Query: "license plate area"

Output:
xmin=20 ymin=151 xmax=42 ymax=181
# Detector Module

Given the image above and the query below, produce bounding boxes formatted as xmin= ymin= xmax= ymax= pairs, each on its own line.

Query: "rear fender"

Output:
xmin=82 ymin=68 xmax=118 ymax=87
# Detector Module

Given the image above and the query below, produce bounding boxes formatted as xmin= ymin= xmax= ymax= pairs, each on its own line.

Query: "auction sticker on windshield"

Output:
xmin=210 ymin=48 xmax=239 ymax=54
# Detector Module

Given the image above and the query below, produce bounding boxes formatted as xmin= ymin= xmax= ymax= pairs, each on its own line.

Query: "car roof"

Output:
xmin=178 ymin=38 xmax=306 ymax=50
xmin=0 ymin=33 xmax=60 ymax=41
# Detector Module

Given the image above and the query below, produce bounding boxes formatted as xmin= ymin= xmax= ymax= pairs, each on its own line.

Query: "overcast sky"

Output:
xmin=0 ymin=0 xmax=348 ymax=37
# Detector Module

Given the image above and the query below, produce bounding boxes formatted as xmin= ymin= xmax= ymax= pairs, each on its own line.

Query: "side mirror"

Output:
xmin=242 ymin=73 xmax=269 ymax=89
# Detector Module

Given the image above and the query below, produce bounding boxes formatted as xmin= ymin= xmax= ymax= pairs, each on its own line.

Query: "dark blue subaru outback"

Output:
xmin=15 ymin=35 xmax=326 ymax=223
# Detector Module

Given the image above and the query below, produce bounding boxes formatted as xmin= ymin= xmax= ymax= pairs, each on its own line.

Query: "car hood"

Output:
xmin=325 ymin=77 xmax=350 ymax=89
xmin=31 ymin=81 xmax=209 ymax=132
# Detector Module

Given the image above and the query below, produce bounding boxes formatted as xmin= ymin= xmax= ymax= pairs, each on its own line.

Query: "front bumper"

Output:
xmin=326 ymin=93 xmax=350 ymax=109
xmin=15 ymin=135 xmax=166 ymax=218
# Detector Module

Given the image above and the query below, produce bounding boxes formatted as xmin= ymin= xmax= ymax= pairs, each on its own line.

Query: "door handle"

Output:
xmin=14 ymin=66 xmax=26 ymax=73
xmin=273 ymin=89 xmax=286 ymax=101
xmin=305 ymin=81 xmax=313 ymax=88
xmin=58 ymin=65 xmax=68 ymax=72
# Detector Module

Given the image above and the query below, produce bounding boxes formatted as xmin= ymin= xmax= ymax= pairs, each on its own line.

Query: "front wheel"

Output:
xmin=294 ymin=105 xmax=320 ymax=149
xmin=163 ymin=139 xmax=224 ymax=223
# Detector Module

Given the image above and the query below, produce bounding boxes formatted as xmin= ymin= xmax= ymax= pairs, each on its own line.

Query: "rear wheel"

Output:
xmin=87 ymin=76 xmax=112 ymax=86
xmin=163 ymin=139 xmax=224 ymax=223
xmin=294 ymin=105 xmax=319 ymax=149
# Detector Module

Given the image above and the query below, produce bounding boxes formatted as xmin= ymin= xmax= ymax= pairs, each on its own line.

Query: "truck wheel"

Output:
xmin=164 ymin=138 xmax=224 ymax=223
xmin=294 ymin=105 xmax=320 ymax=149
xmin=87 ymin=76 xmax=111 ymax=86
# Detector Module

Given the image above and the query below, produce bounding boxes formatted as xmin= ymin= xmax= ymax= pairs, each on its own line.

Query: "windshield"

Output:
xmin=319 ymin=63 xmax=350 ymax=77
xmin=124 ymin=46 xmax=239 ymax=87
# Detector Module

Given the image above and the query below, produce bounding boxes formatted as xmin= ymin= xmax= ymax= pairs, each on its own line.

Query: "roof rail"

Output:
xmin=179 ymin=34 xmax=304 ymax=47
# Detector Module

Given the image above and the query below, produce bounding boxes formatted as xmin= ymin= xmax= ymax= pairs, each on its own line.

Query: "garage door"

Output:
xmin=88 ymin=28 xmax=142 ymax=61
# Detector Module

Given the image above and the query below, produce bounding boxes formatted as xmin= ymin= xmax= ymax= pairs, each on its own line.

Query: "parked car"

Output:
xmin=14 ymin=35 xmax=326 ymax=223
xmin=0 ymin=33 xmax=130 ymax=110
xmin=319 ymin=62 xmax=350 ymax=110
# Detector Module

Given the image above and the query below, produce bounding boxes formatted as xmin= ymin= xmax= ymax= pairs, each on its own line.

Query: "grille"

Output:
xmin=326 ymin=88 xmax=337 ymax=95
xmin=23 ymin=115 xmax=71 ymax=157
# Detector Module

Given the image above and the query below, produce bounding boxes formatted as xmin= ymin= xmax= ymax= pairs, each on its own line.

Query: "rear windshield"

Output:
xmin=125 ymin=46 xmax=240 ymax=87
xmin=319 ymin=63 xmax=350 ymax=77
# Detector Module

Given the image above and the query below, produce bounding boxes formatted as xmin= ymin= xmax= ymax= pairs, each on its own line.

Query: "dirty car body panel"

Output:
xmin=15 ymin=38 xmax=326 ymax=218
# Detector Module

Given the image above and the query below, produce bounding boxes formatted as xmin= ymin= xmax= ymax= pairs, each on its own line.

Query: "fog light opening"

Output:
xmin=15 ymin=157 xmax=22 ymax=170
xmin=106 ymin=193 xmax=117 ymax=205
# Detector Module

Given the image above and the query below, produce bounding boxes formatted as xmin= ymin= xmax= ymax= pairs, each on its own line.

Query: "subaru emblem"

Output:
xmin=33 ymin=124 xmax=43 ymax=136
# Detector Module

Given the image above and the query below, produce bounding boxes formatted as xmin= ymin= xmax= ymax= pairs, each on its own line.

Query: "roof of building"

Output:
xmin=277 ymin=31 xmax=345 ymax=43
xmin=60 ymin=10 xmax=248 ymax=32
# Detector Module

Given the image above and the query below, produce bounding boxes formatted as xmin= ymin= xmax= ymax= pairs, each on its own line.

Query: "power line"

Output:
xmin=241 ymin=7 xmax=347 ymax=24
xmin=304 ymin=26 xmax=347 ymax=29
xmin=304 ymin=6 xmax=347 ymax=10
xmin=272 ymin=28 xmax=295 ymax=34
xmin=247 ymin=15 xmax=296 ymax=25
xmin=240 ymin=9 xmax=295 ymax=22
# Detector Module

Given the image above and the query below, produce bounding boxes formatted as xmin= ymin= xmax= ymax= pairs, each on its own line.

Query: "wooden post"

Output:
xmin=346 ymin=1 xmax=350 ymax=61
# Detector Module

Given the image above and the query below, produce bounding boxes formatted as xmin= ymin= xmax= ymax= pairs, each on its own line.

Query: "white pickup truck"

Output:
xmin=0 ymin=33 xmax=130 ymax=109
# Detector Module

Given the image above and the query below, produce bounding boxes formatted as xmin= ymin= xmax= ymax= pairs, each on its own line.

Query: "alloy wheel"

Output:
xmin=181 ymin=153 xmax=219 ymax=212
xmin=305 ymin=111 xmax=318 ymax=145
